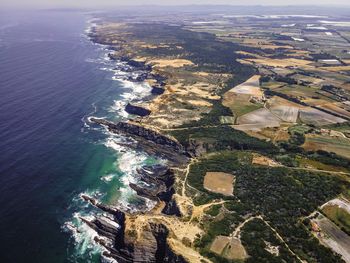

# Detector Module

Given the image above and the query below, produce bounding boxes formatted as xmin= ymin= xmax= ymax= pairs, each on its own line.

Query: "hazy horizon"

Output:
xmin=1 ymin=0 xmax=350 ymax=9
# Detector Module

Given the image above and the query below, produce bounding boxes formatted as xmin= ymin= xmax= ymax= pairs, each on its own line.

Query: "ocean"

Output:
xmin=0 ymin=9 xmax=156 ymax=262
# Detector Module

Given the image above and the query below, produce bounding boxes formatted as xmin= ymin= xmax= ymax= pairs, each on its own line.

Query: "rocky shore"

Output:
xmin=80 ymin=163 xmax=186 ymax=262
xmin=80 ymin=27 xmax=195 ymax=262
xmin=90 ymin=118 xmax=190 ymax=165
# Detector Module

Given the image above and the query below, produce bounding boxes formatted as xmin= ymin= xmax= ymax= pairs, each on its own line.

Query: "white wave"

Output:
xmin=118 ymin=80 xmax=152 ymax=101
xmin=104 ymin=136 xmax=152 ymax=206
xmin=63 ymin=212 xmax=105 ymax=258
xmin=101 ymin=255 xmax=118 ymax=263
xmin=101 ymin=174 xmax=115 ymax=182
xmin=108 ymin=100 xmax=129 ymax=119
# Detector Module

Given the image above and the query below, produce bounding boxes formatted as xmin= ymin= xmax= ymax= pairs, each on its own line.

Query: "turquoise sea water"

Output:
xmin=0 ymin=10 xmax=156 ymax=262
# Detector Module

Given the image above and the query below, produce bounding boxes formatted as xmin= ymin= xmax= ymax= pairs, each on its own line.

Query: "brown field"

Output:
xmin=291 ymin=74 xmax=325 ymax=85
xmin=223 ymin=92 xmax=263 ymax=118
xmin=210 ymin=236 xmax=247 ymax=260
xmin=302 ymin=134 xmax=350 ymax=159
xmin=233 ymin=123 xmax=278 ymax=132
xmin=203 ymin=172 xmax=235 ymax=196
xmin=320 ymin=66 xmax=350 ymax=72
xmin=299 ymin=108 xmax=347 ymax=126
xmin=228 ymin=75 xmax=263 ymax=97
xmin=322 ymin=103 xmax=350 ymax=119
xmin=241 ymin=58 xmax=312 ymax=68
xmin=223 ymin=75 xmax=264 ymax=118
xmin=210 ymin=236 xmax=231 ymax=255
xmin=237 ymin=108 xmax=281 ymax=127
xmin=267 ymin=95 xmax=306 ymax=109
xmin=241 ymin=126 xmax=291 ymax=141
xmin=269 ymin=106 xmax=299 ymax=123
xmin=311 ymin=215 xmax=350 ymax=263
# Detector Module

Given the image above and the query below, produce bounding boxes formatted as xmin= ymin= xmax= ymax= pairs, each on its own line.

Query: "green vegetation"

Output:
xmin=324 ymin=122 xmax=350 ymax=134
xmin=241 ymin=218 xmax=298 ymax=263
xmin=206 ymin=204 xmax=222 ymax=217
xmin=322 ymin=205 xmax=350 ymax=235
xmin=190 ymin=151 xmax=348 ymax=263
xmin=169 ymin=126 xmax=278 ymax=154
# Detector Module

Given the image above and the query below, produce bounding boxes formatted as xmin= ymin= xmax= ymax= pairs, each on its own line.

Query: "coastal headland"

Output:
xmin=80 ymin=15 xmax=350 ymax=263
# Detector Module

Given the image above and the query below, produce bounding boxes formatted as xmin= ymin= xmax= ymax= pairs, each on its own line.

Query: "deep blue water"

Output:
xmin=0 ymin=10 xmax=145 ymax=262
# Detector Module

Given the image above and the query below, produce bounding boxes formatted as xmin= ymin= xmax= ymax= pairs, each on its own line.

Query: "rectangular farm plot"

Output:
xmin=311 ymin=215 xmax=350 ymax=263
xmin=299 ymin=108 xmax=347 ymax=126
xmin=302 ymin=134 xmax=350 ymax=159
xmin=321 ymin=198 xmax=350 ymax=234
xmin=269 ymin=106 xmax=299 ymax=123
xmin=237 ymin=108 xmax=281 ymax=127
xmin=210 ymin=236 xmax=247 ymax=260
xmin=229 ymin=75 xmax=263 ymax=98
xmin=203 ymin=172 xmax=235 ymax=196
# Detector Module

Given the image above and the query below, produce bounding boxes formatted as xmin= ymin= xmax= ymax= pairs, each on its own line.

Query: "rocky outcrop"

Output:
xmin=150 ymin=223 xmax=187 ymax=263
xmin=151 ymin=86 xmax=165 ymax=95
xmin=137 ymin=165 xmax=174 ymax=188
xmin=125 ymin=103 xmax=151 ymax=117
xmin=81 ymin=194 xmax=125 ymax=222
xmin=130 ymin=165 xmax=176 ymax=205
xmin=90 ymin=118 xmax=190 ymax=164
xmin=80 ymin=194 xmax=187 ymax=263
xmin=162 ymin=198 xmax=182 ymax=217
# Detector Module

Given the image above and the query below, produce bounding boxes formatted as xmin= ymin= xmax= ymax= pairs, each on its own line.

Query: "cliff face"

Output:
xmin=80 ymin=194 xmax=187 ymax=263
xmin=90 ymin=118 xmax=190 ymax=164
xmin=125 ymin=103 xmax=151 ymax=117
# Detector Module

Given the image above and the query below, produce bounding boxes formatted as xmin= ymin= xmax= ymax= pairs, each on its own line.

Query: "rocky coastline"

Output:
xmin=79 ymin=29 xmax=192 ymax=262
xmin=90 ymin=118 xmax=191 ymax=165
xmin=79 ymin=163 xmax=185 ymax=263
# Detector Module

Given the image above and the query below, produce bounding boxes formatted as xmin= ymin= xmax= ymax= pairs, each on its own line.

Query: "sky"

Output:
xmin=1 ymin=0 xmax=350 ymax=8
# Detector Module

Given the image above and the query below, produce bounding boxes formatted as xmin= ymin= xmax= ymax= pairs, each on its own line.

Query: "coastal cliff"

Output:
xmin=80 ymin=175 xmax=187 ymax=263
xmin=90 ymin=118 xmax=191 ymax=164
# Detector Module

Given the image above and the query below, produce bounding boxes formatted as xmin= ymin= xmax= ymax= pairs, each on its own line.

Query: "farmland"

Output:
xmin=84 ymin=8 xmax=350 ymax=263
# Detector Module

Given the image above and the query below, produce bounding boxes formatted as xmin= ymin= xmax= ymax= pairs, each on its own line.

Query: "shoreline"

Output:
xmin=73 ymin=21 xmax=195 ymax=262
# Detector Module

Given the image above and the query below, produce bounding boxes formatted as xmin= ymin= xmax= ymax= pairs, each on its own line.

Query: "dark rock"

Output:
xmin=130 ymin=182 xmax=164 ymax=201
xmin=81 ymin=194 xmax=125 ymax=222
xmin=125 ymin=103 xmax=151 ymax=117
xmin=151 ymin=86 xmax=165 ymax=95
xmin=162 ymin=198 xmax=182 ymax=217
xmin=137 ymin=165 xmax=174 ymax=188
xmin=150 ymin=223 xmax=187 ymax=263
xmin=80 ymin=216 xmax=119 ymax=241
xmin=90 ymin=118 xmax=190 ymax=165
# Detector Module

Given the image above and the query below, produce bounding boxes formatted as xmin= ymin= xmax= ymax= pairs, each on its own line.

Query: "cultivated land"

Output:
xmin=83 ymin=8 xmax=350 ymax=263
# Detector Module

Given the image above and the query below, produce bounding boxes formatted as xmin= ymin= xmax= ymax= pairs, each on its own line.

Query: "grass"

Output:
xmin=296 ymin=156 xmax=350 ymax=173
xmin=322 ymin=205 xmax=350 ymax=234
xmin=169 ymin=125 xmax=278 ymax=155
xmin=303 ymin=135 xmax=350 ymax=159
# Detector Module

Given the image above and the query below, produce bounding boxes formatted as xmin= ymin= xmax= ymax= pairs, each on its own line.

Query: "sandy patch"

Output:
xmin=252 ymin=154 xmax=282 ymax=167
xmin=204 ymin=172 xmax=235 ymax=196
xmin=147 ymin=59 xmax=194 ymax=68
